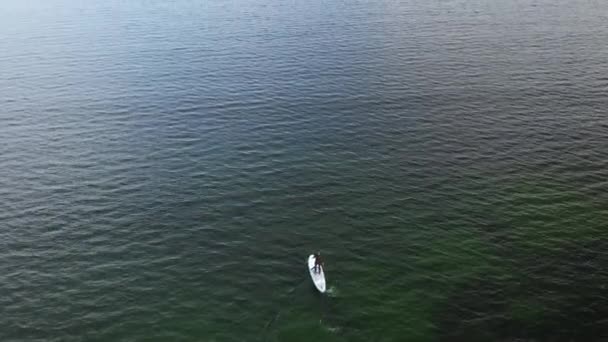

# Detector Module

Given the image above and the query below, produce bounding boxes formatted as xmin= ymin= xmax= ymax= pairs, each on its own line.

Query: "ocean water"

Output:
xmin=2 ymin=0 xmax=608 ymax=341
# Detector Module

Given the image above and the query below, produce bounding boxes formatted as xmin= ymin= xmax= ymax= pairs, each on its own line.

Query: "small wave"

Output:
xmin=326 ymin=286 xmax=339 ymax=297
xmin=324 ymin=324 xmax=342 ymax=334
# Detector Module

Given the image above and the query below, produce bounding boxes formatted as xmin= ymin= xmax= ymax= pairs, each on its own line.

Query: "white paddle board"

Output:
xmin=308 ymin=254 xmax=326 ymax=293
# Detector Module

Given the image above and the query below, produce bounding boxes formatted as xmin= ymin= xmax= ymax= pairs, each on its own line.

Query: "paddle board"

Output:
xmin=308 ymin=254 xmax=326 ymax=293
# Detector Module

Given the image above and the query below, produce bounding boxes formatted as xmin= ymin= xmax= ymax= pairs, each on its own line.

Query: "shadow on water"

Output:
xmin=263 ymin=275 xmax=308 ymax=333
xmin=435 ymin=238 xmax=608 ymax=341
xmin=263 ymin=275 xmax=344 ymax=342
xmin=435 ymin=181 xmax=608 ymax=341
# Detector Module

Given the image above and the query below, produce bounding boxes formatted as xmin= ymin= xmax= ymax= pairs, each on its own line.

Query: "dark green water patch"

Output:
xmin=435 ymin=178 xmax=608 ymax=341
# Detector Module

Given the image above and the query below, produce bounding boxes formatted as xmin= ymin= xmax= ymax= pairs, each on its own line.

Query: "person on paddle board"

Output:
xmin=313 ymin=251 xmax=324 ymax=273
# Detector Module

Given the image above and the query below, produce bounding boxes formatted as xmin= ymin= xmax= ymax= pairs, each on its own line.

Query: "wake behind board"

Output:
xmin=308 ymin=254 xmax=326 ymax=293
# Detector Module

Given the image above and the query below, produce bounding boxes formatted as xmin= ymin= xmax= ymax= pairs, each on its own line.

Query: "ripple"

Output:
xmin=2 ymin=0 xmax=608 ymax=340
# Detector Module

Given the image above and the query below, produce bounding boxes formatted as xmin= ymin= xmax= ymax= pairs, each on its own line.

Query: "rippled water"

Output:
xmin=2 ymin=0 xmax=608 ymax=340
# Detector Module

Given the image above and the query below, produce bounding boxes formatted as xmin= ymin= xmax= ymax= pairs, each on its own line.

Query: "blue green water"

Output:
xmin=2 ymin=0 xmax=608 ymax=340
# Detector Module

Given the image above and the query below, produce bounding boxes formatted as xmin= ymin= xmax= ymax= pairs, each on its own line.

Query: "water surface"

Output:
xmin=2 ymin=0 xmax=608 ymax=340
